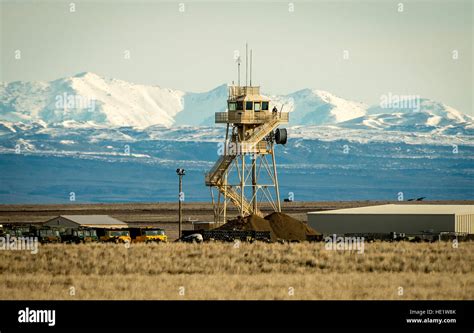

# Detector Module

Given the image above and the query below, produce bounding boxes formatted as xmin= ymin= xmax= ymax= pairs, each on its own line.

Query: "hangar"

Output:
xmin=307 ymin=204 xmax=474 ymax=235
xmin=44 ymin=215 xmax=127 ymax=229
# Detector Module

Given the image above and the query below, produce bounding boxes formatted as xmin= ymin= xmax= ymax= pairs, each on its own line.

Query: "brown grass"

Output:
xmin=0 ymin=241 xmax=472 ymax=300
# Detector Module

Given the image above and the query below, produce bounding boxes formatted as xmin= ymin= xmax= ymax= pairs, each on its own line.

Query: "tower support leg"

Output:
xmin=252 ymin=154 xmax=257 ymax=213
xmin=241 ymin=154 xmax=245 ymax=216
xmin=271 ymin=143 xmax=281 ymax=212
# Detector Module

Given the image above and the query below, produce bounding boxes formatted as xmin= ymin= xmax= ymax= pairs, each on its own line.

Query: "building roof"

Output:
xmin=59 ymin=215 xmax=127 ymax=226
xmin=308 ymin=204 xmax=474 ymax=215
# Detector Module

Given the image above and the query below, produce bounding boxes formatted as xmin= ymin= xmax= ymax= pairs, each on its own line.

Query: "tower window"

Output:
xmin=254 ymin=102 xmax=261 ymax=111
xmin=245 ymin=101 xmax=253 ymax=110
xmin=228 ymin=102 xmax=237 ymax=111
xmin=236 ymin=101 xmax=244 ymax=110
xmin=262 ymin=101 xmax=269 ymax=110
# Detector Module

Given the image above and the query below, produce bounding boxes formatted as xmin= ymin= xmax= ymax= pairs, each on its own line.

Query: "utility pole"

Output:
xmin=176 ymin=168 xmax=186 ymax=239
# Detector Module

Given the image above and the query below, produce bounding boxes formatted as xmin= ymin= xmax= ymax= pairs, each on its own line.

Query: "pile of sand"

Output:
xmin=216 ymin=212 xmax=320 ymax=241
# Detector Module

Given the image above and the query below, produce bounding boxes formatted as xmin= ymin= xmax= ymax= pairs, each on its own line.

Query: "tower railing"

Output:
xmin=215 ymin=111 xmax=289 ymax=124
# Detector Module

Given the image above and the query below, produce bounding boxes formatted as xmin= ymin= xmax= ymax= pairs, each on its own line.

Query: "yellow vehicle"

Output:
xmin=130 ymin=227 xmax=167 ymax=243
xmin=96 ymin=229 xmax=131 ymax=244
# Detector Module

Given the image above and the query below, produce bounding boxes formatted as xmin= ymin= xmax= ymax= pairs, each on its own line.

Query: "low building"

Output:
xmin=307 ymin=204 xmax=474 ymax=235
xmin=44 ymin=215 xmax=128 ymax=229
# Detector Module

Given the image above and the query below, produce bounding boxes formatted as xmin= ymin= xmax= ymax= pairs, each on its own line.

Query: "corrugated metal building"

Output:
xmin=44 ymin=215 xmax=128 ymax=229
xmin=307 ymin=204 xmax=474 ymax=235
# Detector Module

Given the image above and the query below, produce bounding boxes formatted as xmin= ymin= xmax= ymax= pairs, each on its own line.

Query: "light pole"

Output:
xmin=176 ymin=168 xmax=185 ymax=239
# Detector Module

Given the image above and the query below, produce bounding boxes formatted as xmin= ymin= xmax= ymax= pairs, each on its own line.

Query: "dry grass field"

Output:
xmin=0 ymin=241 xmax=472 ymax=300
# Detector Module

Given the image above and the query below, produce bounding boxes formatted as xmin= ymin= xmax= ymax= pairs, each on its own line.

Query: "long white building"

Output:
xmin=307 ymin=204 xmax=474 ymax=235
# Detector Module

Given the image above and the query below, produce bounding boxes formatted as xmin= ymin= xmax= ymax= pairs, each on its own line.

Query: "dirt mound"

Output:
xmin=264 ymin=212 xmax=320 ymax=241
xmin=216 ymin=212 xmax=320 ymax=241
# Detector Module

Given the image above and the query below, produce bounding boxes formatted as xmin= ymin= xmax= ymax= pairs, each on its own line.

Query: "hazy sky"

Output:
xmin=1 ymin=0 xmax=473 ymax=115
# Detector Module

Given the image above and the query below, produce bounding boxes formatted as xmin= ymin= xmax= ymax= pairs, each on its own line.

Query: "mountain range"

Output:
xmin=1 ymin=72 xmax=472 ymax=135
xmin=0 ymin=72 xmax=472 ymax=203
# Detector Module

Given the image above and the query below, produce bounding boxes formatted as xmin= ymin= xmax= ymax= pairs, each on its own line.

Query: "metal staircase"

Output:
xmin=205 ymin=155 xmax=235 ymax=186
xmin=245 ymin=117 xmax=281 ymax=144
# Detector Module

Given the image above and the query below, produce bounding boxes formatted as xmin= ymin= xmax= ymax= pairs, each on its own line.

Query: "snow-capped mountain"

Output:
xmin=0 ymin=72 xmax=184 ymax=128
xmin=173 ymin=84 xmax=228 ymax=126
xmin=1 ymin=73 xmax=473 ymax=204
xmin=340 ymin=99 xmax=474 ymax=135
xmin=2 ymin=72 xmax=472 ymax=134
xmin=273 ymin=89 xmax=367 ymax=125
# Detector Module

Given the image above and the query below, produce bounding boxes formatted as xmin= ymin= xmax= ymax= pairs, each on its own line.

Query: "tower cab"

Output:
xmin=216 ymin=85 xmax=287 ymax=125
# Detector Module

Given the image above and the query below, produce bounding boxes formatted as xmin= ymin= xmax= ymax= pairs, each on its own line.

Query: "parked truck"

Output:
xmin=30 ymin=226 xmax=61 ymax=244
xmin=129 ymin=227 xmax=167 ymax=243
xmin=96 ymin=229 xmax=131 ymax=244
xmin=60 ymin=228 xmax=99 ymax=244
xmin=1 ymin=224 xmax=31 ymax=238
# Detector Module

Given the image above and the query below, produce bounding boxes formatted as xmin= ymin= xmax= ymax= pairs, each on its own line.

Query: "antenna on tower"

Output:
xmin=236 ymin=55 xmax=241 ymax=86
xmin=245 ymin=43 xmax=248 ymax=87
xmin=250 ymin=49 xmax=253 ymax=87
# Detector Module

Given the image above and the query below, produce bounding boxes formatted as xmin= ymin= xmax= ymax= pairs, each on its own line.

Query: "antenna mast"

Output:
xmin=237 ymin=57 xmax=241 ymax=86
xmin=250 ymin=49 xmax=253 ymax=87
xmin=245 ymin=43 xmax=248 ymax=87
